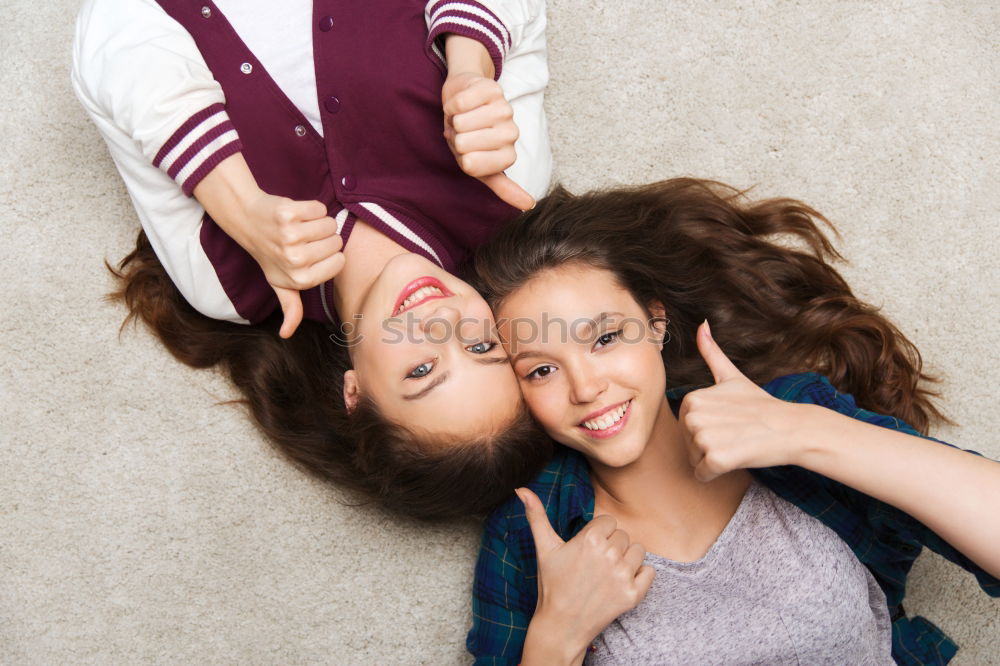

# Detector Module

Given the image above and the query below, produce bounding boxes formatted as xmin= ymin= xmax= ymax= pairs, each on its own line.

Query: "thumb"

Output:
xmin=480 ymin=173 xmax=534 ymax=212
xmin=516 ymin=487 xmax=564 ymax=555
xmin=696 ymin=320 xmax=742 ymax=384
xmin=275 ymin=286 xmax=304 ymax=339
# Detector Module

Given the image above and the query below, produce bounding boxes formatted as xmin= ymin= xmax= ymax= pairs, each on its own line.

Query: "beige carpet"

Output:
xmin=3 ymin=1 xmax=998 ymax=663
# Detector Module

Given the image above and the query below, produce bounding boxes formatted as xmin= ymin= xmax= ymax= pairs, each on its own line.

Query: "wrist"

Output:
xmin=443 ymin=34 xmax=495 ymax=80
xmin=785 ymin=403 xmax=846 ymax=468
xmin=521 ymin=609 xmax=589 ymax=666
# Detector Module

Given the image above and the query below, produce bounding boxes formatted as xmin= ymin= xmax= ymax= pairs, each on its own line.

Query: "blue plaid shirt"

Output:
xmin=468 ymin=372 xmax=1000 ymax=665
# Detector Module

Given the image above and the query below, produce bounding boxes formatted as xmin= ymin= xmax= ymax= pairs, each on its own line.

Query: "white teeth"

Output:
xmin=582 ymin=401 xmax=630 ymax=431
xmin=396 ymin=286 xmax=443 ymax=314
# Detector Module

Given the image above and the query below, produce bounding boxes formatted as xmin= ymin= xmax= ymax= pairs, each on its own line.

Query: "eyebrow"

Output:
xmin=510 ymin=350 xmax=547 ymax=364
xmin=586 ymin=311 xmax=624 ymax=334
xmin=510 ymin=311 xmax=625 ymax=364
xmin=400 ymin=355 xmax=509 ymax=401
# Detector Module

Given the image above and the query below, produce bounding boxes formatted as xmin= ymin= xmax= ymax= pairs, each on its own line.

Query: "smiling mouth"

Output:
xmin=578 ymin=400 xmax=632 ymax=437
xmin=392 ymin=277 xmax=453 ymax=316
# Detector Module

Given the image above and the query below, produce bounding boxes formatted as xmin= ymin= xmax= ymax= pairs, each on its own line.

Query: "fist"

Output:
xmin=441 ymin=72 xmax=533 ymax=210
xmin=518 ymin=487 xmax=654 ymax=652
xmin=679 ymin=321 xmax=804 ymax=481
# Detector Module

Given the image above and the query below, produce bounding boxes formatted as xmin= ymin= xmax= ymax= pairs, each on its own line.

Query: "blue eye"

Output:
xmin=466 ymin=341 xmax=497 ymax=354
xmin=525 ymin=365 xmax=556 ymax=381
xmin=595 ymin=330 xmax=621 ymax=349
xmin=407 ymin=361 xmax=434 ymax=379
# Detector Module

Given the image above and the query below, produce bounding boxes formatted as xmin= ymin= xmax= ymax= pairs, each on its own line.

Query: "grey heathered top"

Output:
xmin=585 ymin=480 xmax=893 ymax=665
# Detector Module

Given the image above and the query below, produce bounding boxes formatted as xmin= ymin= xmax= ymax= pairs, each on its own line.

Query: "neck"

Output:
xmin=332 ymin=220 xmax=409 ymax=319
xmin=589 ymin=397 xmax=716 ymax=519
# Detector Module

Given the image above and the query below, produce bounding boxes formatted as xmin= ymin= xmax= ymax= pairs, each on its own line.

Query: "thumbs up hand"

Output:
xmin=679 ymin=321 xmax=805 ymax=483
xmin=441 ymin=71 xmax=534 ymax=211
xmin=517 ymin=488 xmax=654 ymax=663
xmin=439 ymin=36 xmax=534 ymax=211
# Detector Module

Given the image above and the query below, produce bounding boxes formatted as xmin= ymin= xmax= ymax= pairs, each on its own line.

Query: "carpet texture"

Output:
xmin=2 ymin=1 xmax=998 ymax=663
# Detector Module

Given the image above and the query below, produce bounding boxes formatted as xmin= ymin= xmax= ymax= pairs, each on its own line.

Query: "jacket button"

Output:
xmin=201 ymin=6 xmax=212 ymax=18
xmin=341 ymin=175 xmax=356 ymax=191
xmin=319 ymin=16 xmax=334 ymax=32
xmin=324 ymin=96 xmax=341 ymax=114
xmin=240 ymin=62 xmax=253 ymax=75
xmin=294 ymin=125 xmax=307 ymax=137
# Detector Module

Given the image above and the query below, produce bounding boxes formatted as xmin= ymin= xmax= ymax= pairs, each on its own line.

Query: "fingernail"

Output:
xmin=514 ymin=487 xmax=527 ymax=505
xmin=703 ymin=319 xmax=712 ymax=340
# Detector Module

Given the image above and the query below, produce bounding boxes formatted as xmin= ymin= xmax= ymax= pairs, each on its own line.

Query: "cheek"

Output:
xmin=467 ymin=298 xmax=496 ymax=322
xmin=352 ymin=326 xmax=416 ymax=383
xmin=619 ymin=341 xmax=667 ymax=391
xmin=354 ymin=314 xmax=389 ymax=352
xmin=367 ymin=313 xmax=427 ymax=353
xmin=520 ymin=382 xmax=564 ymax=430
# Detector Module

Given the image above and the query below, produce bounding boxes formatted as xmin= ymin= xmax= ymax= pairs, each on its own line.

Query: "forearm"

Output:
xmin=191 ymin=153 xmax=263 ymax=251
xmin=791 ymin=404 xmax=1000 ymax=577
xmin=445 ymin=34 xmax=495 ymax=79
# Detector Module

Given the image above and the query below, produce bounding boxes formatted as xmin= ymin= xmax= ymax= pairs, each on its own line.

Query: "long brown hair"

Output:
xmin=109 ymin=231 xmax=551 ymax=520
xmin=471 ymin=178 xmax=945 ymax=432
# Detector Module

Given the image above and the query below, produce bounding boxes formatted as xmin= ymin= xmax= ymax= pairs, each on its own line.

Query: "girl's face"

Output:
xmin=496 ymin=264 xmax=668 ymax=467
xmin=344 ymin=253 xmax=521 ymax=441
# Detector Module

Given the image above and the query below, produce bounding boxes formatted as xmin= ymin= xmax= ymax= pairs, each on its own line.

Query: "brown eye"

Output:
xmin=526 ymin=365 xmax=556 ymax=381
xmin=594 ymin=330 xmax=621 ymax=349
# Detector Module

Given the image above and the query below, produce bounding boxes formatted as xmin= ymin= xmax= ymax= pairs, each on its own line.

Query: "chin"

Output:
xmin=583 ymin=439 xmax=645 ymax=469
xmin=598 ymin=452 xmax=643 ymax=469
xmin=386 ymin=252 xmax=438 ymax=276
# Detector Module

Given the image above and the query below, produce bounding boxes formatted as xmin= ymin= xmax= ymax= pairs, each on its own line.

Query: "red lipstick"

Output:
xmin=392 ymin=276 xmax=453 ymax=316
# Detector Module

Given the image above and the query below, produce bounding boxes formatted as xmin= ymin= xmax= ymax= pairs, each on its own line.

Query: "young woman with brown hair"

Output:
xmin=466 ymin=179 xmax=1000 ymax=664
xmin=72 ymin=0 xmax=554 ymax=519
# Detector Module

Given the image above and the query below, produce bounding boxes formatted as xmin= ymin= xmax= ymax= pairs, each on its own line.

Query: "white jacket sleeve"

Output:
xmin=424 ymin=0 xmax=552 ymax=200
xmin=72 ymin=0 xmax=247 ymax=323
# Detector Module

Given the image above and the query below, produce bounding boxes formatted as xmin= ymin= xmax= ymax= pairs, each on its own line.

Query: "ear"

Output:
xmin=342 ymin=369 xmax=360 ymax=413
xmin=647 ymin=300 xmax=668 ymax=350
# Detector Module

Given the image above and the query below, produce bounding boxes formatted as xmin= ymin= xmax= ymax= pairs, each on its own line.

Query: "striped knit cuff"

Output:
xmin=152 ymin=103 xmax=243 ymax=196
xmin=426 ymin=1 xmax=510 ymax=80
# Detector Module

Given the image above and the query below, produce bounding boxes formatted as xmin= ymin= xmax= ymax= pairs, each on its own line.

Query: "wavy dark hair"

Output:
xmin=108 ymin=231 xmax=551 ymax=521
xmin=471 ymin=178 xmax=945 ymax=432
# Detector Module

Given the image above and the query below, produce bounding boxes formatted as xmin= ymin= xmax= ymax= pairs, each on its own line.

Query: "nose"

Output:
xmin=567 ymin=361 xmax=608 ymax=405
xmin=420 ymin=304 xmax=461 ymax=341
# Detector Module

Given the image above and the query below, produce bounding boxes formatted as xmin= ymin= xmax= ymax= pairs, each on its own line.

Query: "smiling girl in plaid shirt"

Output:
xmin=468 ymin=180 xmax=999 ymax=665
